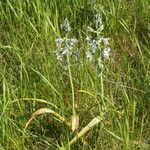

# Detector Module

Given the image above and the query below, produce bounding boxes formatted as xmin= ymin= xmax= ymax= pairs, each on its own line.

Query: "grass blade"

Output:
xmin=24 ymin=108 xmax=70 ymax=130
xmin=28 ymin=66 xmax=59 ymax=95
xmin=69 ymin=116 xmax=102 ymax=145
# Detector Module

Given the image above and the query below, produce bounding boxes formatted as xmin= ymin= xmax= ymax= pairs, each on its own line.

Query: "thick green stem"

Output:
xmin=100 ymin=72 xmax=105 ymax=109
xmin=67 ymin=54 xmax=76 ymax=116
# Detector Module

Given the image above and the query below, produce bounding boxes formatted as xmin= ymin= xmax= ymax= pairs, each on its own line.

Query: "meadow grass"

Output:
xmin=0 ymin=0 xmax=150 ymax=149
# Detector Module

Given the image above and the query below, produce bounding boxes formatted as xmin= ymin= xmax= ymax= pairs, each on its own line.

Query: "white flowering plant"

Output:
xmin=55 ymin=18 xmax=79 ymax=70
xmin=55 ymin=14 xmax=111 ymax=71
xmin=85 ymin=14 xmax=111 ymax=72
xmin=25 ymin=14 xmax=112 ymax=148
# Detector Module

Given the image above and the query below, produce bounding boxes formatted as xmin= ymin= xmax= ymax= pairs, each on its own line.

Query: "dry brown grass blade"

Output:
xmin=24 ymin=108 xmax=70 ymax=131
xmin=71 ymin=114 xmax=79 ymax=133
xmin=70 ymin=116 xmax=102 ymax=145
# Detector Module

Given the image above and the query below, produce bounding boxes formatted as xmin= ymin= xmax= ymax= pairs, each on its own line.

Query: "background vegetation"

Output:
xmin=0 ymin=0 xmax=150 ymax=149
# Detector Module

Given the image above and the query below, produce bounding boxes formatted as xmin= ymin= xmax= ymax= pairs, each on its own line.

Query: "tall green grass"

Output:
xmin=0 ymin=0 xmax=150 ymax=149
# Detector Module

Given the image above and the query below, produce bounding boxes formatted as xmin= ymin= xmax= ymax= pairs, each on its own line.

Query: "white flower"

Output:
xmin=55 ymin=37 xmax=78 ymax=61
xmin=103 ymin=47 xmax=111 ymax=60
xmin=62 ymin=47 xmax=70 ymax=55
xmin=60 ymin=18 xmax=71 ymax=32
xmin=94 ymin=14 xmax=104 ymax=31
xmin=87 ymin=26 xmax=95 ymax=33
xmin=86 ymin=36 xmax=92 ymax=41
xmin=56 ymin=51 xmax=63 ymax=60
xmin=97 ymin=24 xmax=104 ymax=32
xmin=101 ymin=38 xmax=110 ymax=45
xmin=86 ymin=51 xmax=93 ymax=61
xmin=96 ymin=36 xmax=103 ymax=43
xmin=70 ymin=38 xmax=78 ymax=43
xmin=55 ymin=38 xmax=64 ymax=46
xmin=67 ymin=38 xmax=78 ymax=46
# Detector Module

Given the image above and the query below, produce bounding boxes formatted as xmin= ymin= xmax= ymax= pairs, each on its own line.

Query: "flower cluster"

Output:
xmin=55 ymin=38 xmax=78 ymax=60
xmin=55 ymin=15 xmax=111 ymax=71
xmin=60 ymin=18 xmax=71 ymax=32
xmin=55 ymin=18 xmax=78 ymax=61
xmin=86 ymin=14 xmax=111 ymax=62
